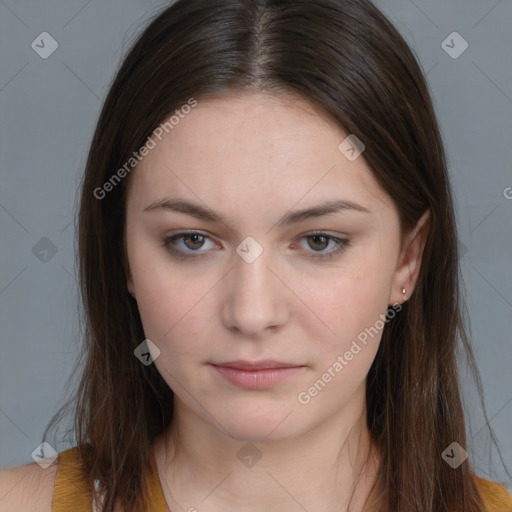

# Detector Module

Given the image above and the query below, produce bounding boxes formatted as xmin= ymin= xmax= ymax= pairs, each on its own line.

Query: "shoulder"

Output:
xmin=475 ymin=476 xmax=512 ymax=512
xmin=0 ymin=459 xmax=58 ymax=512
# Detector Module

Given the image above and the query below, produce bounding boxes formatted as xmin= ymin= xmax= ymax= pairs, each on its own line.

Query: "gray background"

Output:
xmin=1 ymin=0 xmax=511 ymax=491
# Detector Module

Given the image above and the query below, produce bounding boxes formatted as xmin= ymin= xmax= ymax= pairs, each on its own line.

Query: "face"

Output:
xmin=125 ymin=92 xmax=417 ymax=443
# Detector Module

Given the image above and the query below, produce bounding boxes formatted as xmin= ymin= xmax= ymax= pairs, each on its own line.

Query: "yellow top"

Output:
xmin=51 ymin=447 xmax=168 ymax=512
xmin=51 ymin=446 xmax=512 ymax=511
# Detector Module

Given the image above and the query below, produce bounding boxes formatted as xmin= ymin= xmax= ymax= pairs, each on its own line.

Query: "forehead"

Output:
xmin=126 ymin=92 xmax=393 ymax=215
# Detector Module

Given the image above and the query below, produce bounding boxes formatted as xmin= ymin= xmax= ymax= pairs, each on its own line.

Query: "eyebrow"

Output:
xmin=143 ymin=197 xmax=370 ymax=230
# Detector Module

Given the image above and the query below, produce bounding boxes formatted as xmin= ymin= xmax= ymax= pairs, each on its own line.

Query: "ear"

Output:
xmin=389 ymin=209 xmax=430 ymax=305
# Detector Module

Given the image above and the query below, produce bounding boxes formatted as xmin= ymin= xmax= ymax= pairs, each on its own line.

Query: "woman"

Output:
xmin=1 ymin=0 xmax=510 ymax=511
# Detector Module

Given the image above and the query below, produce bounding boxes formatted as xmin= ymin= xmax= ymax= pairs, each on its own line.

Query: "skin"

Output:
xmin=125 ymin=91 xmax=429 ymax=512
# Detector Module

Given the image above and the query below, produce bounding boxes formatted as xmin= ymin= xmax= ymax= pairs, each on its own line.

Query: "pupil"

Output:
xmin=310 ymin=235 xmax=328 ymax=251
xmin=186 ymin=234 xmax=203 ymax=249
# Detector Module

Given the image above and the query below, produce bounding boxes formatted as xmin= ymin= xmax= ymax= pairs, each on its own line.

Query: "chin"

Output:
xmin=224 ymin=424 xmax=296 ymax=444
xmin=213 ymin=406 xmax=305 ymax=444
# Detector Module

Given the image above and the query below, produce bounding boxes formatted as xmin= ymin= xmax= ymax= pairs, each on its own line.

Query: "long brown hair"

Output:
xmin=43 ymin=0 xmax=509 ymax=510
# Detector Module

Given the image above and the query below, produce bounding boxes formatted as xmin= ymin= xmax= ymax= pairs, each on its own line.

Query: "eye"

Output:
xmin=162 ymin=231 xmax=349 ymax=260
xmin=162 ymin=232 xmax=218 ymax=257
xmin=295 ymin=232 xmax=349 ymax=258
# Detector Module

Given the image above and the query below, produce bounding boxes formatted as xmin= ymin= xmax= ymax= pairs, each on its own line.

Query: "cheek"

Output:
xmin=131 ymin=262 xmax=214 ymax=385
xmin=135 ymin=269 xmax=214 ymax=346
xmin=296 ymin=256 xmax=395 ymax=348
xmin=126 ymin=232 xmax=211 ymax=343
xmin=292 ymin=259 xmax=396 ymax=407
xmin=293 ymin=267 xmax=391 ymax=414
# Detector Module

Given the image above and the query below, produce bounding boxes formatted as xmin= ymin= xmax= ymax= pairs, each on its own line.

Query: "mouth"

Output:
xmin=210 ymin=360 xmax=305 ymax=389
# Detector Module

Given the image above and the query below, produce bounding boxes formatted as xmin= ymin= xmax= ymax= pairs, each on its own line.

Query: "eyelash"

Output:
xmin=161 ymin=231 xmax=349 ymax=260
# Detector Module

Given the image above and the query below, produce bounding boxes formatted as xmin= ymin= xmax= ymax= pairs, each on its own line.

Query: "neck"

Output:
xmin=154 ymin=386 xmax=379 ymax=512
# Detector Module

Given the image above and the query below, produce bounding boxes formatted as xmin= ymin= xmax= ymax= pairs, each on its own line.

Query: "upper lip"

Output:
xmin=212 ymin=360 xmax=303 ymax=371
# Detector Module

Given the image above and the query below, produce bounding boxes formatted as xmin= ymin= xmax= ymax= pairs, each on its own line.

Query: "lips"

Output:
xmin=214 ymin=359 xmax=301 ymax=371
xmin=211 ymin=360 xmax=305 ymax=389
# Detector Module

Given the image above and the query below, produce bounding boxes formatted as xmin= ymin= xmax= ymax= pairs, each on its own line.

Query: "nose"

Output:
xmin=220 ymin=247 xmax=289 ymax=338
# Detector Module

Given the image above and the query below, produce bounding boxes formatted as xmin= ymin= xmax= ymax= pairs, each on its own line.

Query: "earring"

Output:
xmin=402 ymin=287 xmax=407 ymax=302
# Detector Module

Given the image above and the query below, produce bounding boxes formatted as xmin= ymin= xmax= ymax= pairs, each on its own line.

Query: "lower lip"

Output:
xmin=212 ymin=365 xmax=304 ymax=389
